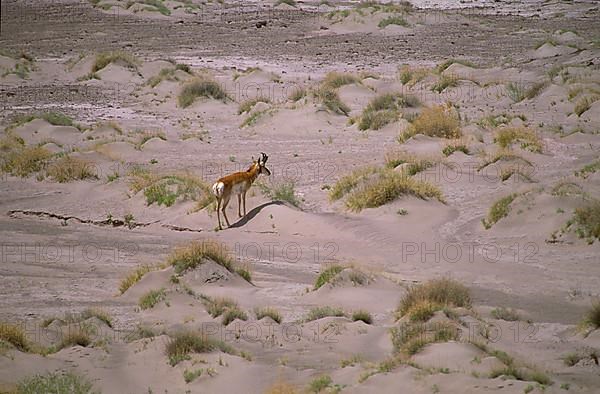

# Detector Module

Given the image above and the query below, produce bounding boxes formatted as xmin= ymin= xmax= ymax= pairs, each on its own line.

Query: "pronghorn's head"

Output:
xmin=251 ymin=152 xmax=271 ymax=176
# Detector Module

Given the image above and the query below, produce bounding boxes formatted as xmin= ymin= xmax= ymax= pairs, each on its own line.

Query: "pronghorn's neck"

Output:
xmin=245 ymin=162 xmax=260 ymax=184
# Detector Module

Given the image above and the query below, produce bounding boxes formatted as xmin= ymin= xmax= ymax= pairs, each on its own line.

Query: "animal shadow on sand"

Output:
xmin=229 ymin=200 xmax=285 ymax=229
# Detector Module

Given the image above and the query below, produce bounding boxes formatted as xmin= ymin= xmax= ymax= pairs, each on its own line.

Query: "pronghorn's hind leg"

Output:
xmin=212 ymin=181 xmax=225 ymax=230
xmin=237 ymin=194 xmax=242 ymax=218
xmin=216 ymin=197 xmax=222 ymax=230
xmin=221 ymin=194 xmax=231 ymax=227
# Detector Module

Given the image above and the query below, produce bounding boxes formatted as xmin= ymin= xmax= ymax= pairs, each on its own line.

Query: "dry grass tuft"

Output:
xmin=305 ymin=306 xmax=346 ymax=321
xmin=344 ymin=169 xmax=444 ymax=212
xmin=119 ymin=264 xmax=159 ymax=294
xmin=322 ymin=72 xmax=360 ymax=89
xmin=384 ymin=151 xmax=437 ymax=175
xmin=494 ymin=127 xmax=543 ymax=153
xmin=491 ymin=307 xmax=521 ymax=321
xmin=314 ymin=86 xmax=350 ymax=116
xmin=329 ymin=166 xmax=378 ymax=201
xmin=238 ymin=96 xmax=271 ymax=114
xmin=59 ymin=330 xmax=92 ymax=349
xmin=570 ymin=200 xmax=600 ymax=242
xmin=178 ymin=78 xmax=229 ymax=108
xmin=92 ymin=51 xmax=139 ymax=73
xmin=203 ymin=296 xmax=238 ymax=318
xmin=351 ymin=310 xmax=373 ymax=324
xmin=0 ymin=322 xmax=30 ymax=352
xmin=46 ymin=155 xmax=98 ymax=182
xmin=0 ymin=135 xmax=51 ymax=178
xmin=398 ymin=105 xmax=461 ymax=143
xmin=442 ymin=139 xmax=469 ymax=156
xmin=265 ymin=380 xmax=299 ymax=394
xmin=168 ymin=240 xmax=243 ymax=277
xmin=398 ymin=65 xmax=431 ymax=86
xmin=358 ymin=93 xmax=420 ymax=130
xmin=127 ymin=168 xmax=214 ymax=209
xmin=432 ymin=74 xmax=459 ymax=93
xmin=574 ymin=95 xmax=599 ymax=116
xmin=221 ymin=307 xmax=248 ymax=326
xmin=254 ymin=307 xmax=282 ymax=324
xmin=391 ymin=321 xmax=459 ymax=355
xmin=165 ymin=331 xmax=235 ymax=366
xmin=397 ymin=278 xmax=471 ymax=319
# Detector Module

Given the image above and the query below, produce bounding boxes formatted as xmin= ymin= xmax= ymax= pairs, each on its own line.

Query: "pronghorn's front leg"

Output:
xmin=242 ymin=190 xmax=247 ymax=216
xmin=237 ymin=194 xmax=242 ymax=218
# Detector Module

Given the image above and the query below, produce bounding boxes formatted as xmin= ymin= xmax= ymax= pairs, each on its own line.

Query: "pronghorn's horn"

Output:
xmin=260 ymin=152 xmax=268 ymax=164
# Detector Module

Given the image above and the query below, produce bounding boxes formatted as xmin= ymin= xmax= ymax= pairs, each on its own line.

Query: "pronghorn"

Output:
xmin=212 ymin=152 xmax=271 ymax=230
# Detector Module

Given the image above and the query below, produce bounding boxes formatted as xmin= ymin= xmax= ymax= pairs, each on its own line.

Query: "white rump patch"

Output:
xmin=212 ymin=182 xmax=225 ymax=197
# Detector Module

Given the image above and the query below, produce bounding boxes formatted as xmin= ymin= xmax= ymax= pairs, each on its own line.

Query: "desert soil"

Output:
xmin=1 ymin=0 xmax=600 ymax=393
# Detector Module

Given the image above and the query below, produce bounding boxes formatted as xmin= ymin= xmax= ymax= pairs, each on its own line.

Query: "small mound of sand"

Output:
xmin=40 ymin=142 xmax=63 ymax=154
xmin=121 ymin=267 xmax=173 ymax=299
xmin=0 ymin=55 xmax=17 ymax=70
xmin=181 ymin=259 xmax=236 ymax=286
xmin=96 ymin=63 xmax=142 ymax=84
xmin=411 ymin=342 xmax=493 ymax=372
xmin=94 ymin=141 xmax=139 ymax=160
xmin=533 ymin=43 xmax=578 ymax=59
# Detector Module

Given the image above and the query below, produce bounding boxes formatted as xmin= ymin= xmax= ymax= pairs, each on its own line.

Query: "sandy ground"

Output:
xmin=1 ymin=0 xmax=600 ymax=393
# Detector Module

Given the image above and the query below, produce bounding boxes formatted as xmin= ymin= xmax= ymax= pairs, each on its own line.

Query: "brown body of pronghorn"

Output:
xmin=212 ymin=152 xmax=271 ymax=230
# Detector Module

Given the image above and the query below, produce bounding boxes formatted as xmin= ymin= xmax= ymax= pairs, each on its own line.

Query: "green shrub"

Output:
xmin=582 ymin=300 xmax=600 ymax=329
xmin=351 ymin=310 xmax=373 ymax=324
xmin=139 ymin=288 xmax=166 ymax=310
xmin=491 ymin=307 xmax=521 ymax=321
xmin=309 ymin=375 xmax=332 ymax=393
xmin=257 ymin=180 xmax=300 ymax=207
xmin=378 ymin=15 xmax=408 ymax=28
xmin=314 ymin=265 xmax=344 ymax=290
xmin=17 ymin=372 xmax=96 ymax=394
xmin=482 ymin=194 xmax=517 ymax=229
xmin=358 ymin=93 xmax=419 ymax=130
